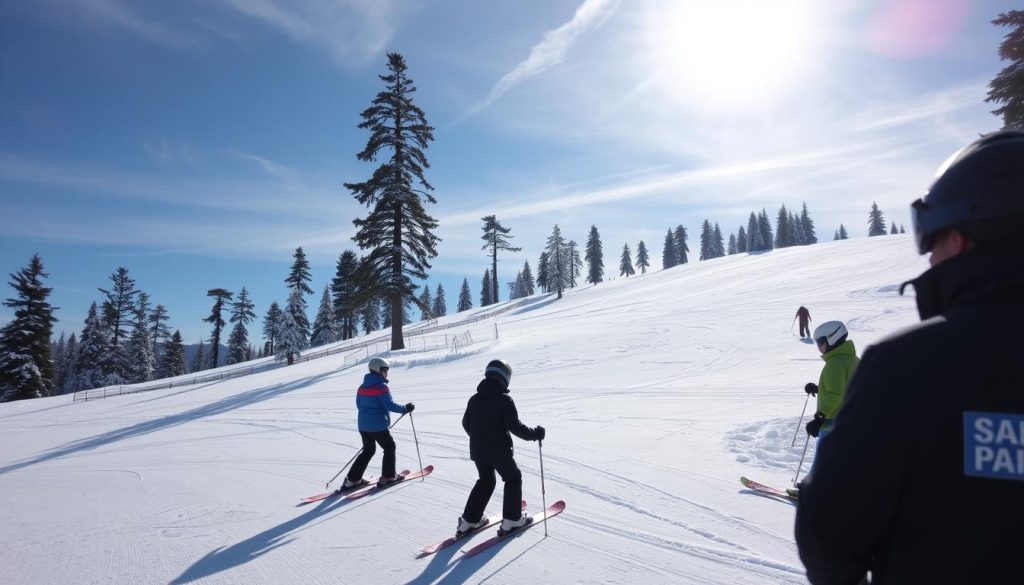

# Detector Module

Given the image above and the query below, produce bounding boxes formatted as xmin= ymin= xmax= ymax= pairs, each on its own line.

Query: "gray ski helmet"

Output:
xmin=813 ymin=321 xmax=848 ymax=349
xmin=911 ymin=130 xmax=1024 ymax=254
xmin=485 ymin=359 xmax=512 ymax=385
xmin=369 ymin=357 xmax=390 ymax=374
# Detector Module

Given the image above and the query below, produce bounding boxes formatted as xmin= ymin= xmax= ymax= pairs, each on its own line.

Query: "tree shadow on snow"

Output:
xmin=0 ymin=371 xmax=334 ymax=476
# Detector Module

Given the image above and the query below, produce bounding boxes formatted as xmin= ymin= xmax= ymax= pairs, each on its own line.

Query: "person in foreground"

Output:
xmin=459 ymin=359 xmax=545 ymax=536
xmin=343 ymin=357 xmax=414 ymax=489
xmin=795 ymin=130 xmax=1024 ymax=584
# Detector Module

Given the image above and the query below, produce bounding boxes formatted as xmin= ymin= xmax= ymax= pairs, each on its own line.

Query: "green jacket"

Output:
xmin=817 ymin=340 xmax=859 ymax=424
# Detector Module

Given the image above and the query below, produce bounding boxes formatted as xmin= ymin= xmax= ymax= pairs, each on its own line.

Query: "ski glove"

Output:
xmin=405 ymin=403 xmax=415 ymax=413
xmin=806 ymin=411 xmax=826 ymax=438
xmin=804 ymin=382 xmax=818 ymax=396
xmin=534 ymin=425 xmax=546 ymax=441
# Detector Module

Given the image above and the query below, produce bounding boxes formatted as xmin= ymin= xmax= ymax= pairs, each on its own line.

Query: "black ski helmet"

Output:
xmin=911 ymin=129 xmax=1024 ymax=254
xmin=484 ymin=359 xmax=512 ymax=385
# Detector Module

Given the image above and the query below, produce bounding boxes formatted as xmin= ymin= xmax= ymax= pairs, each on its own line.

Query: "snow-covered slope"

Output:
xmin=0 ymin=235 xmax=929 ymax=585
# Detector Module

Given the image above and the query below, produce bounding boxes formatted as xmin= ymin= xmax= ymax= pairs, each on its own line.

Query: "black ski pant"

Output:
xmin=799 ymin=320 xmax=810 ymax=338
xmin=462 ymin=455 xmax=522 ymax=522
xmin=348 ymin=430 xmax=396 ymax=481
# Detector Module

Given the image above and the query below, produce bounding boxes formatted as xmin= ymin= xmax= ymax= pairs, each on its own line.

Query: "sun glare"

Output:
xmin=644 ymin=0 xmax=814 ymax=107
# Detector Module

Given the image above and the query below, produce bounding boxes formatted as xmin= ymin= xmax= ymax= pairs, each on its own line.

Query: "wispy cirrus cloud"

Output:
xmin=465 ymin=0 xmax=618 ymax=117
xmin=215 ymin=0 xmax=399 ymax=66
xmin=74 ymin=0 xmax=197 ymax=47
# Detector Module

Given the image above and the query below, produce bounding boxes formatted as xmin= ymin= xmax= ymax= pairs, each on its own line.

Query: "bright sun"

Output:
xmin=644 ymin=0 xmax=814 ymax=107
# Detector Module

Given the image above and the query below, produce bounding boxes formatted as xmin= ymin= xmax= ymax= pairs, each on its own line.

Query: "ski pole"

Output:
xmin=794 ymin=433 xmax=811 ymax=486
xmin=792 ymin=393 xmax=810 ymax=447
xmin=324 ymin=412 xmax=407 ymax=489
xmin=539 ymin=440 xmax=548 ymax=537
xmin=409 ymin=412 xmax=424 ymax=480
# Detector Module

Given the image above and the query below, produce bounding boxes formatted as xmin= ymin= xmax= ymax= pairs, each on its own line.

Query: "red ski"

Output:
xmin=740 ymin=476 xmax=797 ymax=501
xmin=416 ymin=500 xmax=526 ymax=557
xmin=462 ymin=500 xmax=566 ymax=557
xmin=300 ymin=465 xmax=433 ymax=504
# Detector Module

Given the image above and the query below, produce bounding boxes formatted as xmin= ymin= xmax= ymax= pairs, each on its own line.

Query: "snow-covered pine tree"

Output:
xmin=125 ymin=299 xmax=154 ymax=384
xmin=890 ymin=221 xmax=898 ymax=235
xmin=310 ymin=286 xmax=338 ymax=347
xmin=510 ymin=272 xmax=523 ymax=299
xmin=759 ymin=209 xmax=774 ymax=250
xmin=986 ymin=10 xmax=1024 ymax=129
xmin=662 ymin=229 xmax=678 ymax=268
xmin=345 ymin=53 xmax=439 ymax=351
xmin=775 ymin=205 xmax=790 ymax=248
xmin=800 ymin=203 xmax=817 ymax=244
xmin=61 ymin=333 xmax=77 ymax=394
xmin=286 ymin=247 xmax=314 ymax=296
xmin=674 ymin=225 xmax=689 ymax=264
xmin=728 ymin=234 xmax=737 ymax=255
xmin=536 ymin=252 xmax=550 ymax=293
xmin=636 ymin=241 xmax=650 ymax=274
xmin=331 ymin=251 xmax=359 ymax=340
xmin=432 ymin=283 xmax=446 ymax=316
xmin=480 ymin=269 xmax=493 ymax=306
xmin=737 ymin=226 xmax=748 ymax=253
xmin=520 ymin=260 xmax=535 ymax=296
xmin=480 ymin=215 xmax=521 ymax=305
xmin=585 ymin=225 xmax=604 ymax=285
xmin=457 ymin=278 xmax=473 ymax=312
xmin=418 ymin=285 xmax=433 ymax=321
xmin=98 ymin=266 xmax=138 ymax=382
xmin=699 ymin=219 xmax=712 ymax=260
xmin=278 ymin=288 xmax=309 ymax=365
xmin=262 ymin=301 xmax=283 ymax=356
xmin=227 ymin=287 xmax=256 ymax=364
xmin=204 ymin=288 xmax=233 ymax=369
xmin=0 ymin=254 xmax=57 ymax=401
xmin=868 ymin=202 xmax=887 ymax=236
xmin=148 ymin=304 xmax=171 ymax=356
xmin=157 ymin=330 xmax=186 ymax=379
xmin=839 ymin=224 xmax=849 ymax=239
xmin=792 ymin=211 xmax=806 ymax=245
xmin=746 ymin=212 xmax=764 ymax=252
xmin=74 ymin=302 xmax=108 ymax=391
xmin=545 ymin=225 xmax=569 ymax=299
xmin=712 ymin=223 xmax=725 ymax=258
xmin=619 ymin=243 xmax=635 ymax=277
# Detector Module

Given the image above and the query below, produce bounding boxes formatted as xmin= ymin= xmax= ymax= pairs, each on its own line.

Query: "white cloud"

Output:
xmin=466 ymin=0 xmax=618 ymax=116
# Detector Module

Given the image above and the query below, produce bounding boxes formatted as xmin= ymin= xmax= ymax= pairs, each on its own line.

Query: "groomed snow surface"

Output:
xmin=0 ymin=235 xmax=929 ymax=584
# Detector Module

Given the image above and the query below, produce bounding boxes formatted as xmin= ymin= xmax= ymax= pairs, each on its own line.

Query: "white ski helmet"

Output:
xmin=485 ymin=359 xmax=513 ymax=385
xmin=368 ymin=357 xmax=391 ymax=374
xmin=813 ymin=321 xmax=848 ymax=349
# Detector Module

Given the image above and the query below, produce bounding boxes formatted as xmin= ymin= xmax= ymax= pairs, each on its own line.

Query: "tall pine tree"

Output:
xmin=636 ymin=241 xmax=650 ymax=274
xmin=262 ymin=301 xmax=283 ymax=356
xmin=227 ymin=287 xmax=256 ymax=364
xmin=75 ymin=302 xmax=108 ymax=391
xmin=737 ymin=226 xmax=748 ymax=253
xmin=432 ymin=283 xmax=447 ymax=317
xmin=536 ymin=252 xmax=550 ymax=293
xmin=519 ymin=261 xmax=535 ymax=296
xmin=800 ymin=202 xmax=817 ymax=244
xmin=585 ymin=225 xmax=604 ymax=285
xmin=480 ymin=215 xmax=521 ymax=304
xmin=204 ymin=289 xmax=233 ymax=369
xmin=545 ymin=225 xmax=569 ymax=299
xmin=344 ymin=52 xmax=439 ymax=351
xmin=868 ymin=202 xmax=887 ymax=236
xmin=310 ymin=286 xmax=338 ymax=347
xmin=457 ymin=278 xmax=473 ymax=312
xmin=278 ymin=288 xmax=309 ymax=365
xmin=674 ymin=225 xmax=689 ymax=264
xmin=662 ymin=229 xmax=678 ymax=268
xmin=986 ymin=10 xmax=1024 ymax=129
xmin=0 ymin=255 xmax=57 ymax=401
xmin=619 ymin=243 xmax=635 ymax=277
xmin=331 ymin=250 xmax=361 ymax=340
xmin=157 ymin=330 xmax=186 ymax=379
xmin=480 ymin=269 xmax=493 ymax=306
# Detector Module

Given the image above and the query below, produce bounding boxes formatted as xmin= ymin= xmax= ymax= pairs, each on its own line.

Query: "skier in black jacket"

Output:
xmin=458 ymin=359 xmax=545 ymax=536
xmin=795 ymin=130 xmax=1024 ymax=584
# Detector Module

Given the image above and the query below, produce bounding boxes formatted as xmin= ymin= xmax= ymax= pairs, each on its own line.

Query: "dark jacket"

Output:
xmin=462 ymin=374 xmax=542 ymax=461
xmin=795 ymin=248 xmax=1024 ymax=584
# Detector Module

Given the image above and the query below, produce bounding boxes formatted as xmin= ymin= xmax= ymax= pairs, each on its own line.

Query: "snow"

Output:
xmin=0 ymin=235 xmax=928 ymax=584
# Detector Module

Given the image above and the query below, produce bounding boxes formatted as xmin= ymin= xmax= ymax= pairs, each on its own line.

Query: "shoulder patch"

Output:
xmin=964 ymin=411 xmax=1024 ymax=481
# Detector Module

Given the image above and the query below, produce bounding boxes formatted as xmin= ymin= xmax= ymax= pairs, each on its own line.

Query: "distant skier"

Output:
xmin=800 ymin=320 xmax=859 ymax=478
xmin=458 ymin=359 xmax=545 ymax=536
xmin=342 ymin=357 xmax=414 ymax=489
xmin=796 ymin=130 xmax=1024 ymax=584
xmin=795 ymin=305 xmax=812 ymax=338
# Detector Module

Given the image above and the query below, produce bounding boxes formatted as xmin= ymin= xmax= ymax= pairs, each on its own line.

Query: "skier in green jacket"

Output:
xmin=802 ymin=320 xmax=859 ymax=475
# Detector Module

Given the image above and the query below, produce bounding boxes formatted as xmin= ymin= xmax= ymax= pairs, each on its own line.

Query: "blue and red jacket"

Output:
xmin=356 ymin=372 xmax=407 ymax=432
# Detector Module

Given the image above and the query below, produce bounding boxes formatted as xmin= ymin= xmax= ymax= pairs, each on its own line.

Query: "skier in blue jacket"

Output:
xmin=342 ymin=357 xmax=414 ymax=489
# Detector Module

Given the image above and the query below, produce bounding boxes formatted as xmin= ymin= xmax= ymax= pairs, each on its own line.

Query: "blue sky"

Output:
xmin=0 ymin=0 xmax=1011 ymax=345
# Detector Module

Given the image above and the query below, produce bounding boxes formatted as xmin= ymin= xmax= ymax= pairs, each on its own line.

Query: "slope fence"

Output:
xmin=68 ymin=298 xmax=533 ymax=403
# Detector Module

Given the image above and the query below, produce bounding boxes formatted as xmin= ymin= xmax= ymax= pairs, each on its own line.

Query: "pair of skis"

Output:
xmin=418 ymin=500 xmax=567 ymax=558
xmin=740 ymin=476 xmax=798 ymax=501
xmin=300 ymin=465 xmax=434 ymax=505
